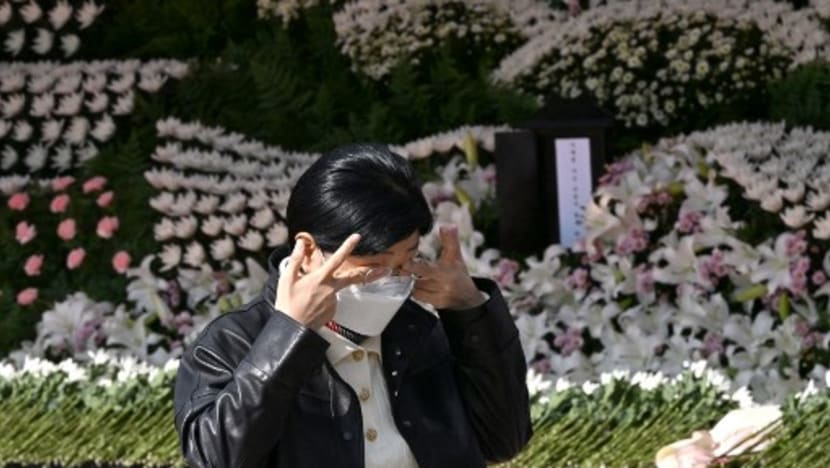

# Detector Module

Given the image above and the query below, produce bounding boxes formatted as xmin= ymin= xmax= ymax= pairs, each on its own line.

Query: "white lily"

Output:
xmin=751 ymin=234 xmax=794 ymax=292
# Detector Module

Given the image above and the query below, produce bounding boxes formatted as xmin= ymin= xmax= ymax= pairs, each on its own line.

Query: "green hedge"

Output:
xmin=3 ymin=359 xmax=830 ymax=467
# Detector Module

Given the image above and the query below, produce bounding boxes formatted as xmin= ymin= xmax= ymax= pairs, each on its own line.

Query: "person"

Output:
xmin=173 ymin=143 xmax=532 ymax=467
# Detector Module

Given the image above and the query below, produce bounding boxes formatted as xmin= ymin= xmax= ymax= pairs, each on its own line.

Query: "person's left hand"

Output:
xmin=401 ymin=224 xmax=487 ymax=311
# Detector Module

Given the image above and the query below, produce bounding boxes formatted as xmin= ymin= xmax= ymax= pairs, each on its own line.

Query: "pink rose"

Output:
xmin=112 ymin=250 xmax=131 ymax=274
xmin=15 ymin=221 xmax=36 ymax=245
xmin=49 ymin=194 xmax=71 ymax=213
xmin=57 ymin=218 xmax=77 ymax=241
xmin=67 ymin=248 xmax=86 ymax=270
xmin=51 ymin=176 xmax=75 ymax=192
xmin=96 ymin=191 xmax=114 ymax=208
xmin=16 ymin=288 xmax=38 ymax=306
xmin=7 ymin=192 xmax=30 ymax=211
xmin=96 ymin=216 xmax=119 ymax=239
xmin=82 ymin=176 xmax=107 ymax=194
xmin=24 ymin=254 xmax=44 ymax=276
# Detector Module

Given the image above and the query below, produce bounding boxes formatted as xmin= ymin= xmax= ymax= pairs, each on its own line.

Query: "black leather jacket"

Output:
xmin=173 ymin=248 xmax=532 ymax=467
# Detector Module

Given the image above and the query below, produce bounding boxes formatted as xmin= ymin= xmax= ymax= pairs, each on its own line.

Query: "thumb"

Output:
xmin=439 ymin=224 xmax=462 ymax=264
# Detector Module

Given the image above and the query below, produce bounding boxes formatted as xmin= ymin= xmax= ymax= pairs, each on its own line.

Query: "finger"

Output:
xmin=284 ymin=239 xmax=307 ymax=280
xmin=331 ymin=267 xmax=391 ymax=289
xmin=438 ymin=224 xmax=462 ymax=265
xmin=401 ymin=258 xmax=434 ymax=278
xmin=319 ymin=233 xmax=361 ymax=278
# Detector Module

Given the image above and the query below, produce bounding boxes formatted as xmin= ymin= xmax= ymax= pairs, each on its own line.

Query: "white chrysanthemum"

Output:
xmin=780 ymin=205 xmax=814 ymax=228
xmin=266 ymin=223 xmax=288 ymax=247
xmin=184 ymin=241 xmax=206 ymax=267
xmin=223 ymin=214 xmax=248 ymax=236
xmin=239 ymin=230 xmax=265 ymax=252
xmin=201 ymin=215 xmax=225 ymax=237
xmin=210 ymin=236 xmax=236 ymax=261
xmin=153 ymin=218 xmax=176 ymax=242
xmin=32 ymin=28 xmax=54 ymax=55
xmin=76 ymin=0 xmax=105 ymax=29
xmin=1 ymin=94 xmax=25 ymax=117
xmin=60 ymin=34 xmax=81 ymax=57
xmin=20 ymin=0 xmax=43 ymax=23
xmin=50 ymin=1 xmax=74 ymax=29
xmin=0 ymin=2 xmax=11 ymax=25
xmin=90 ymin=114 xmax=116 ymax=142
xmin=160 ymin=244 xmax=182 ymax=272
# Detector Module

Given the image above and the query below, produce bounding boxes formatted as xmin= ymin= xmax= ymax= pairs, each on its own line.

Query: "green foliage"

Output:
xmin=145 ymin=6 xmax=537 ymax=152
xmin=3 ymin=363 xmax=830 ymax=467
xmin=80 ymin=0 xmax=257 ymax=59
xmin=769 ymin=62 xmax=830 ymax=131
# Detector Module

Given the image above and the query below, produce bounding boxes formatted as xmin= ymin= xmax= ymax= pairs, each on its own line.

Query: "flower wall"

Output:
xmin=0 ymin=0 xmax=105 ymax=59
xmin=3 ymin=0 xmax=830 ymax=464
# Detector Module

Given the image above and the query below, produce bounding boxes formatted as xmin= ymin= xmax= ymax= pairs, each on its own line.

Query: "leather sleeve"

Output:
xmin=438 ymin=277 xmax=533 ymax=463
xmin=173 ymin=306 xmax=329 ymax=468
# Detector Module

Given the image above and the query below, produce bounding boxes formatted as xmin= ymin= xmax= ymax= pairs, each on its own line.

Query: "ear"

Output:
xmin=294 ymin=232 xmax=320 ymax=274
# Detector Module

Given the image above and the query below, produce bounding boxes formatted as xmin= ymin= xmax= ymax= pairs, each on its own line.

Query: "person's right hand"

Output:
xmin=275 ymin=233 xmax=384 ymax=329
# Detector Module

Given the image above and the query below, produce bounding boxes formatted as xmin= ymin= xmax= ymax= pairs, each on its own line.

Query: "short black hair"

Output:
xmin=286 ymin=143 xmax=433 ymax=255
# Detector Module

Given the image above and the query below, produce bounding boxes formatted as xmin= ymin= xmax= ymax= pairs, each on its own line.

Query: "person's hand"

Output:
xmin=275 ymin=234 xmax=386 ymax=329
xmin=402 ymin=225 xmax=487 ymax=311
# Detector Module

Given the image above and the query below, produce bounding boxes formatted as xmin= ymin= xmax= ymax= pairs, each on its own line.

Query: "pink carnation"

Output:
xmin=96 ymin=216 xmax=120 ymax=239
xmin=24 ymin=254 xmax=44 ymax=276
xmin=96 ymin=191 xmax=114 ymax=207
xmin=49 ymin=194 xmax=71 ymax=213
xmin=15 ymin=221 xmax=36 ymax=245
xmin=112 ymin=250 xmax=131 ymax=274
xmin=82 ymin=176 xmax=107 ymax=194
xmin=7 ymin=192 xmax=30 ymax=211
xmin=67 ymin=248 xmax=86 ymax=270
xmin=16 ymin=288 xmax=38 ymax=306
xmin=51 ymin=176 xmax=75 ymax=192
xmin=57 ymin=218 xmax=77 ymax=241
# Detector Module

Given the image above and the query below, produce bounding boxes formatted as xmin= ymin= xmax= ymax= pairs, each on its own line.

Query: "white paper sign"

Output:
xmin=555 ymin=138 xmax=593 ymax=248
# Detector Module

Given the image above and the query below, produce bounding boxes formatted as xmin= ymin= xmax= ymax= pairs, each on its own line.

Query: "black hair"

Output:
xmin=286 ymin=143 xmax=433 ymax=255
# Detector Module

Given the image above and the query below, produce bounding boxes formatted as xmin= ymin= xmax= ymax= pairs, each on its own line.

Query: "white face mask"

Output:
xmin=334 ymin=275 xmax=414 ymax=336
xmin=278 ymin=255 xmax=415 ymax=336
